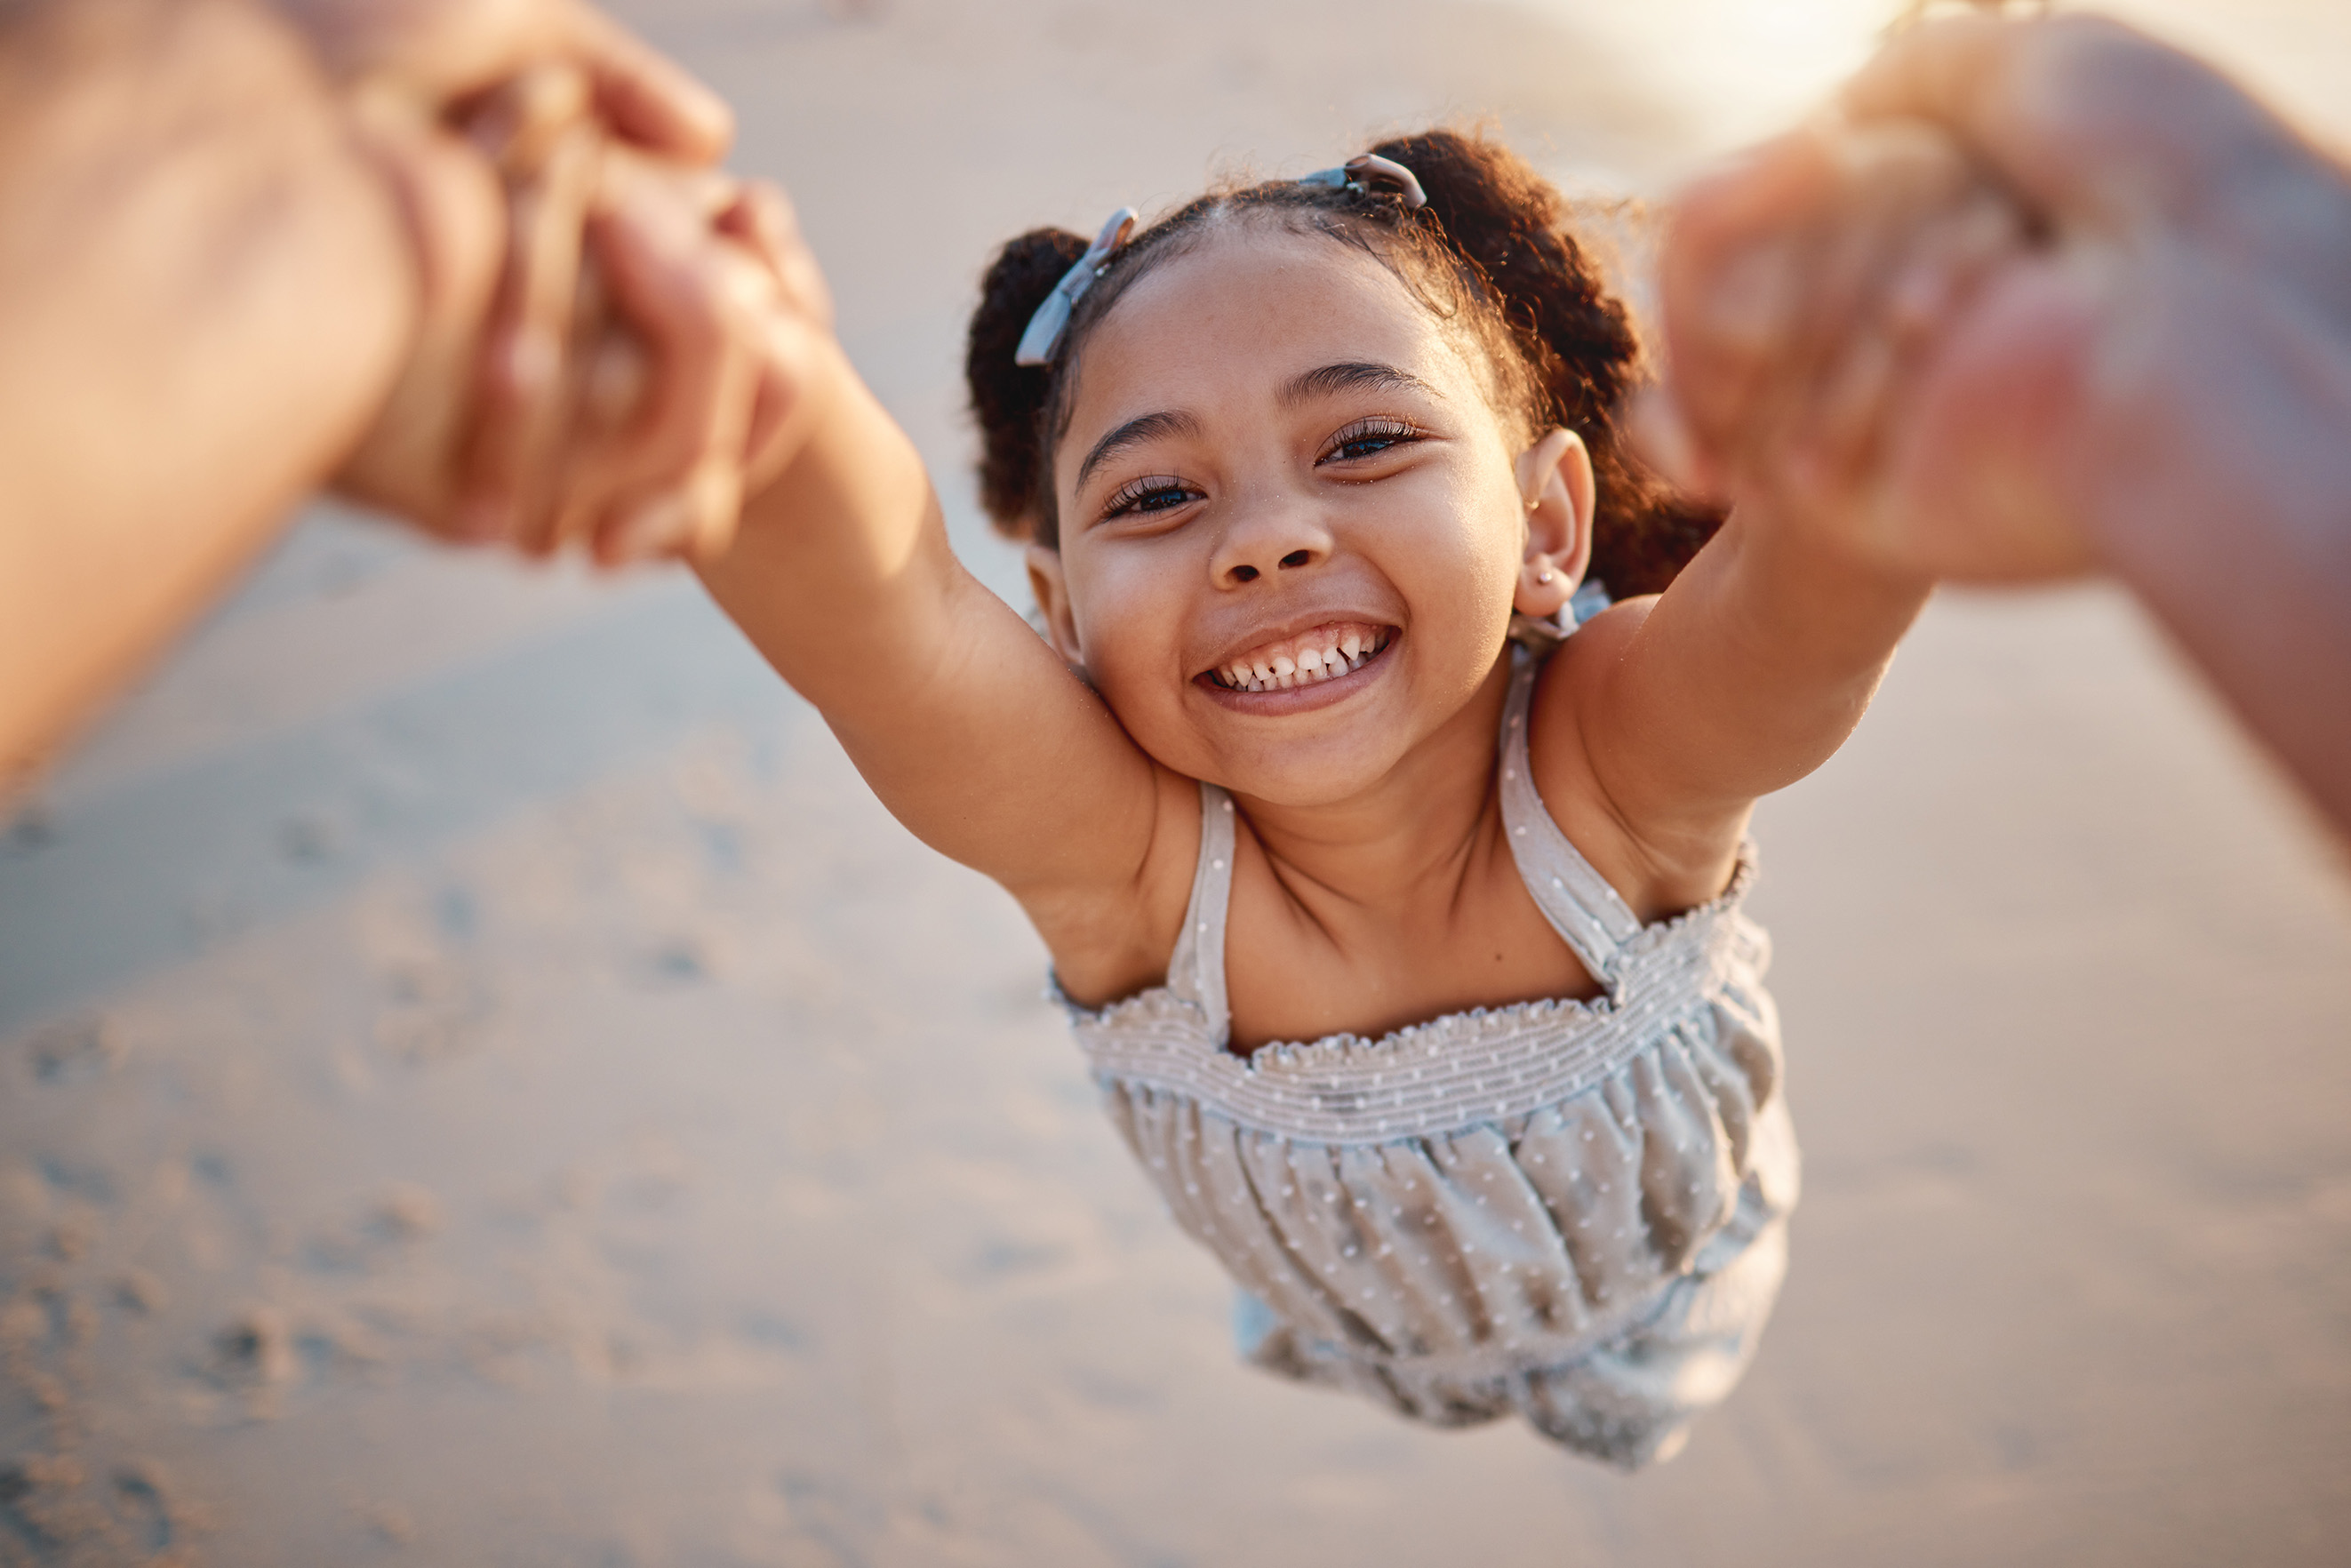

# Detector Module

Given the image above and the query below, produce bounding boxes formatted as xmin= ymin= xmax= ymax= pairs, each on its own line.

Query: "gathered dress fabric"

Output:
xmin=1058 ymin=642 xmax=1799 ymax=1467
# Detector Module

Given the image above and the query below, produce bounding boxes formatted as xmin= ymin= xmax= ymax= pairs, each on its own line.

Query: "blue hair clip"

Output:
xmin=1011 ymin=154 xmax=1423 ymax=369
xmin=1299 ymin=153 xmax=1427 ymax=210
xmin=1013 ymin=206 xmax=1139 ymax=367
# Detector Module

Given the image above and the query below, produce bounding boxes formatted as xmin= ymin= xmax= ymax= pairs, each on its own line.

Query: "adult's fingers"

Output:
xmin=454 ymin=117 xmax=603 ymax=549
xmin=1778 ymin=129 xmax=2014 ymax=496
xmin=564 ymin=2 xmax=732 ymax=164
xmin=285 ymin=0 xmax=731 ymax=162
xmin=568 ymin=174 xmax=752 ymax=562
xmin=1658 ymin=129 xmax=1838 ymax=462
xmin=328 ymin=86 xmax=511 ymax=532
xmin=1842 ymin=12 xmax=2289 ymax=229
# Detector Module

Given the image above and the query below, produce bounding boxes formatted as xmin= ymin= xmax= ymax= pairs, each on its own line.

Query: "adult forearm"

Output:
xmin=0 ymin=0 xmax=416 ymax=787
xmin=2076 ymin=268 xmax=2351 ymax=836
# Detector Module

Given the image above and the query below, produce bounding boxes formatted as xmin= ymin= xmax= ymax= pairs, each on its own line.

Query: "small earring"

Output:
xmin=1536 ymin=568 xmax=1555 ymax=585
xmin=1526 ymin=495 xmax=1541 ymax=512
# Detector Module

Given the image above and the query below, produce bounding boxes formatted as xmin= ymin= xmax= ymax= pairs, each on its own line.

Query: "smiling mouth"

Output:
xmin=1202 ymin=621 xmax=1396 ymax=693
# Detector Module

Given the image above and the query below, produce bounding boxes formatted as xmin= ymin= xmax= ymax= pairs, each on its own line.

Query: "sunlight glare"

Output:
xmin=1528 ymin=0 xmax=1910 ymax=154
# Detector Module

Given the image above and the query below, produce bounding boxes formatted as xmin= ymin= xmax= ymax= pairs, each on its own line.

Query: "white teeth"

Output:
xmin=1213 ymin=628 xmax=1389 ymax=693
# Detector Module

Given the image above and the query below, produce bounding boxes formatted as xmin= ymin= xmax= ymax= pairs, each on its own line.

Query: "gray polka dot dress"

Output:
xmin=1059 ymin=644 xmax=1799 ymax=1468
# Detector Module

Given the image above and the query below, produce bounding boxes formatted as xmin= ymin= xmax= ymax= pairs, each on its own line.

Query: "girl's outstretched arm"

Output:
xmin=696 ymin=321 xmax=1191 ymax=989
xmin=1536 ymin=124 xmax=2018 ymax=910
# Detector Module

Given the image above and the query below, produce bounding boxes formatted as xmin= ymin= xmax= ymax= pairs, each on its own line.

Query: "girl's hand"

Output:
xmin=308 ymin=0 xmax=770 ymax=556
xmin=1652 ymin=118 xmax=2036 ymax=573
xmin=550 ymin=148 xmax=833 ymax=565
xmin=336 ymin=68 xmax=828 ymax=567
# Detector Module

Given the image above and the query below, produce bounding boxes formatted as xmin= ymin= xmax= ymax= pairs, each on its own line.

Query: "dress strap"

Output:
xmin=1497 ymin=645 xmax=1643 ymax=985
xmin=1164 ymin=781 xmax=1237 ymax=1044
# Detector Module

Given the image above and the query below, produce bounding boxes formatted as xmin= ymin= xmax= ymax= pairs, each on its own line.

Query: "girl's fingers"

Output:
xmin=718 ymin=180 xmax=834 ymax=328
xmin=611 ymin=277 xmax=764 ymax=566
xmin=562 ymin=161 xmax=799 ymax=565
xmin=486 ymin=149 xmax=836 ymax=569
xmin=574 ymin=189 xmax=736 ymax=528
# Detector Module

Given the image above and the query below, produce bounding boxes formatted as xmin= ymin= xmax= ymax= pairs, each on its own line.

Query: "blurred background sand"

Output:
xmin=4 ymin=2 xmax=2351 ymax=1563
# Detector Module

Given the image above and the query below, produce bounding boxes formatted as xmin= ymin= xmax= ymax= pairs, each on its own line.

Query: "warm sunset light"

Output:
xmin=1537 ymin=0 xmax=1910 ymax=150
xmin=6 ymin=0 xmax=2349 ymax=1558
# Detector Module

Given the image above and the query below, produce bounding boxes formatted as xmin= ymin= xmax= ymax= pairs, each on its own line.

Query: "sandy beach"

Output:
xmin=4 ymin=1 xmax=2351 ymax=1563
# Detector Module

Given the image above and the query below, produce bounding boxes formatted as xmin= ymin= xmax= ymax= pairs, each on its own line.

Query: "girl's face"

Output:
xmin=1034 ymin=223 xmax=1584 ymax=806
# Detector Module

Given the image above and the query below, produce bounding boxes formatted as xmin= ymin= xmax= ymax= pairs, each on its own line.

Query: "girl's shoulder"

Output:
xmin=1020 ymin=757 xmax=1205 ymax=1011
xmin=1524 ymin=595 xmax=1748 ymax=924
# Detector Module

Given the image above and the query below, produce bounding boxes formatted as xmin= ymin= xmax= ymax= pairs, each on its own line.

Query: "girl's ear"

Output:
xmin=1513 ymin=427 xmax=1595 ymax=618
xmin=1026 ymin=542 xmax=1088 ymax=671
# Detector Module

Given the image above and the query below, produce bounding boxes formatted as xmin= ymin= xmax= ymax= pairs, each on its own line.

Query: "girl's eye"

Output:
xmin=1102 ymin=476 xmax=1200 ymax=519
xmin=1321 ymin=419 xmax=1421 ymax=465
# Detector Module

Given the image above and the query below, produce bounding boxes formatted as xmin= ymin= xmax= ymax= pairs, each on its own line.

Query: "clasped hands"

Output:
xmin=284 ymin=1 xmax=2351 ymax=603
xmin=1649 ymin=11 xmax=2351 ymax=587
xmin=282 ymin=0 xmax=830 ymax=568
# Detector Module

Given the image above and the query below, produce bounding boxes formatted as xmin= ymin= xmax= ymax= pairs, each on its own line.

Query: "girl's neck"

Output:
xmin=1224 ymin=652 xmax=1513 ymax=914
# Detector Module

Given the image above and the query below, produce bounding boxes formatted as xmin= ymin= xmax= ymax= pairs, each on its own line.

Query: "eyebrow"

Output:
xmin=1071 ymin=363 xmax=1439 ymax=492
xmin=1075 ymin=409 xmax=1204 ymax=491
xmin=1281 ymin=361 xmax=1443 ymax=408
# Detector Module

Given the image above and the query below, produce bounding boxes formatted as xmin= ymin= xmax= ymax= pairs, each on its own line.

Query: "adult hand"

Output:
xmin=1659 ymin=12 xmax=2351 ymax=584
xmin=529 ymin=148 xmax=833 ymax=565
xmin=291 ymin=0 xmax=759 ymax=553
xmin=274 ymin=0 xmax=730 ymax=158
xmin=1658 ymin=12 xmax=2351 ymax=832
xmin=1652 ymin=116 xmax=2025 ymax=572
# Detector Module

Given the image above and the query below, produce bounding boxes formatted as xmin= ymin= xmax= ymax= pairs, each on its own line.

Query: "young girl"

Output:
xmin=679 ymin=127 xmax=1950 ymax=1467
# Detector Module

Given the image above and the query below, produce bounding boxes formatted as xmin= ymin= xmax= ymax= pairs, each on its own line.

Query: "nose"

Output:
xmin=1208 ymin=495 xmax=1331 ymax=588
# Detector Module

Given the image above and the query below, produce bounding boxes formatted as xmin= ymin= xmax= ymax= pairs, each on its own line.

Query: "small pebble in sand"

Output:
xmin=211 ymin=1308 xmax=296 ymax=1388
xmin=361 ymin=1502 xmax=416 ymax=1545
xmin=114 ymin=1268 xmax=168 ymax=1316
xmin=26 ymin=1017 xmax=121 ymax=1084
xmin=371 ymin=1184 xmax=442 ymax=1241
xmin=112 ymin=1462 xmax=181 ymax=1553
xmin=0 ymin=1294 xmax=46 ymax=1348
xmin=277 ymin=811 xmax=342 ymax=861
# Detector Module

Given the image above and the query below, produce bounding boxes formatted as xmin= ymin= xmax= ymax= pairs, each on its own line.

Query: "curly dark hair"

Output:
xmin=964 ymin=128 xmax=1723 ymax=597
